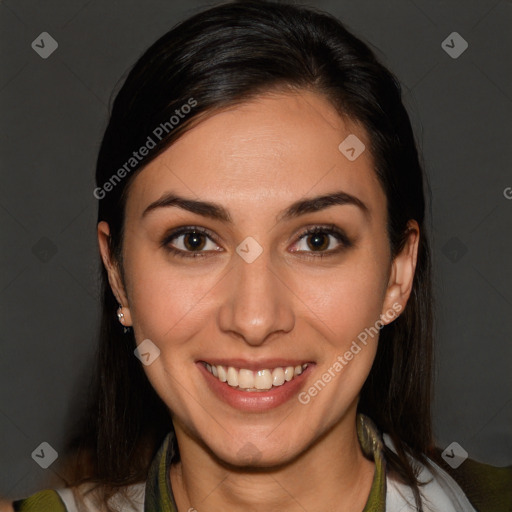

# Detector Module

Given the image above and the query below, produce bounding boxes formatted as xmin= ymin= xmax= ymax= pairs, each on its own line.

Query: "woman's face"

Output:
xmin=99 ymin=90 xmax=417 ymax=467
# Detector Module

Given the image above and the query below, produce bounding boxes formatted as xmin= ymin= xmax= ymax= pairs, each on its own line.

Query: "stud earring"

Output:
xmin=117 ymin=304 xmax=132 ymax=334
xmin=117 ymin=304 xmax=125 ymax=323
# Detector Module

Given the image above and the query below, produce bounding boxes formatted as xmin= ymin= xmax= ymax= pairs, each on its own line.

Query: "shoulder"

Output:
xmin=430 ymin=447 xmax=512 ymax=512
xmin=10 ymin=489 xmax=67 ymax=511
xmin=383 ymin=434 xmax=512 ymax=512
xmin=9 ymin=482 xmax=146 ymax=512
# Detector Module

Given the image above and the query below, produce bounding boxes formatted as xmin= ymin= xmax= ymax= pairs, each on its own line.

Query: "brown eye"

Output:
xmin=305 ymin=232 xmax=330 ymax=251
xmin=162 ymin=226 xmax=222 ymax=259
xmin=182 ymin=232 xmax=207 ymax=251
xmin=291 ymin=225 xmax=353 ymax=257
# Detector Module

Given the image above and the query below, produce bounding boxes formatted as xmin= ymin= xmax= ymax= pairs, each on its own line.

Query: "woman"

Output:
xmin=7 ymin=1 xmax=511 ymax=511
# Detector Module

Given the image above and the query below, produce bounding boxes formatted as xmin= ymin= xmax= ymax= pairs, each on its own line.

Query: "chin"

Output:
xmin=201 ymin=429 xmax=309 ymax=470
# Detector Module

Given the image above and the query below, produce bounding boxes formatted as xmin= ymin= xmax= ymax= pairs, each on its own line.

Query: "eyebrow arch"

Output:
xmin=141 ymin=190 xmax=370 ymax=222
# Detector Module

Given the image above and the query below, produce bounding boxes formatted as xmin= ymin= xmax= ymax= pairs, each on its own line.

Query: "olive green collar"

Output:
xmin=358 ymin=413 xmax=387 ymax=512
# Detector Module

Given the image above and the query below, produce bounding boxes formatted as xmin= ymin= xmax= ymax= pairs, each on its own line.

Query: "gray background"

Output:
xmin=1 ymin=0 xmax=511 ymax=500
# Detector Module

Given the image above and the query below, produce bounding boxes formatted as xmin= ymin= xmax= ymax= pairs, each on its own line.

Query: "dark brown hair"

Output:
xmin=60 ymin=1 xmax=435 ymax=509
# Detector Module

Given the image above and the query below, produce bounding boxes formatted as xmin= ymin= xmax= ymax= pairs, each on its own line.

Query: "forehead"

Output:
xmin=125 ymin=90 xmax=385 ymax=221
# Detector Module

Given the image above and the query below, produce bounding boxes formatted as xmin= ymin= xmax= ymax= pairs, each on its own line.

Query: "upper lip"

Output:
xmin=199 ymin=359 xmax=313 ymax=371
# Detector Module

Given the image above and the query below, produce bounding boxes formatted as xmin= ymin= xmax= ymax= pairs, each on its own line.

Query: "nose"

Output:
xmin=217 ymin=246 xmax=295 ymax=346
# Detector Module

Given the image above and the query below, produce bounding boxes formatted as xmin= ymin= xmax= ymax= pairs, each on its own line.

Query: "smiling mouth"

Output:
xmin=201 ymin=362 xmax=309 ymax=391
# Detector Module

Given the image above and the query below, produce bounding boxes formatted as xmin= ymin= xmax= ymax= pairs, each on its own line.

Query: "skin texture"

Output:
xmin=98 ymin=90 xmax=419 ymax=512
xmin=0 ymin=500 xmax=14 ymax=512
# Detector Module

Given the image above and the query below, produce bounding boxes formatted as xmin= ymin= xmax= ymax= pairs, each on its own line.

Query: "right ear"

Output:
xmin=97 ymin=221 xmax=131 ymax=320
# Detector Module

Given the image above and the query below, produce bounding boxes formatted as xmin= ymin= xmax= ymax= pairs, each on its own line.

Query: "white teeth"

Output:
xmin=217 ymin=365 xmax=227 ymax=382
xmin=204 ymin=362 xmax=308 ymax=391
xmin=272 ymin=367 xmax=285 ymax=386
xmin=254 ymin=369 xmax=273 ymax=390
xmin=238 ymin=369 xmax=254 ymax=389
xmin=227 ymin=366 xmax=238 ymax=387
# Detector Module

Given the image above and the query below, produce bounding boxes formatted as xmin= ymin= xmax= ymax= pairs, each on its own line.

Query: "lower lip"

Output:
xmin=197 ymin=363 xmax=313 ymax=412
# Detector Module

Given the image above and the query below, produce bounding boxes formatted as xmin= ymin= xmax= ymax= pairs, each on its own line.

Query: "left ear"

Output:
xmin=380 ymin=220 xmax=420 ymax=325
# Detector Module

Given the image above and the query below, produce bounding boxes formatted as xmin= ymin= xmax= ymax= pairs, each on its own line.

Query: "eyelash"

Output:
xmin=161 ymin=224 xmax=353 ymax=261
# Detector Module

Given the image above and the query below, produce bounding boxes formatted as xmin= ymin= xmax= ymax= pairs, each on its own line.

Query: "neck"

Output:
xmin=170 ymin=411 xmax=376 ymax=512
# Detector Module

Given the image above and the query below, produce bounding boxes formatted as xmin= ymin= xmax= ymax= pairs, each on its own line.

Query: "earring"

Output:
xmin=117 ymin=304 xmax=125 ymax=323
xmin=117 ymin=304 xmax=132 ymax=334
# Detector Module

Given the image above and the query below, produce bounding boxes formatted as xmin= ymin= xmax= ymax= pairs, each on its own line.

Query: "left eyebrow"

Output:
xmin=141 ymin=190 xmax=370 ymax=222
xmin=277 ymin=191 xmax=370 ymax=222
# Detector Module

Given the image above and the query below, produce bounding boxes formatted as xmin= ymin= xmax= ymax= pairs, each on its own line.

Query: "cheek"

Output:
xmin=294 ymin=252 xmax=389 ymax=348
xmin=127 ymin=254 xmax=220 ymax=342
xmin=125 ymin=244 xmax=229 ymax=355
xmin=124 ymin=252 xmax=221 ymax=408
xmin=293 ymin=258 xmax=388 ymax=415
